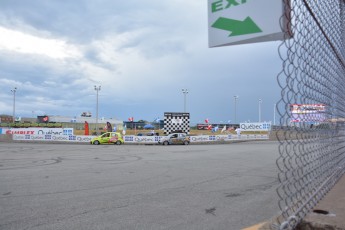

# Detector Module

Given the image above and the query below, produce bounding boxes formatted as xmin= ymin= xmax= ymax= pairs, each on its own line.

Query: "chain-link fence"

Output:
xmin=273 ymin=0 xmax=345 ymax=229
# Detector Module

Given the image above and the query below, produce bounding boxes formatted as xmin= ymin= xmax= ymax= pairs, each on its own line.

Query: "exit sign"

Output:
xmin=208 ymin=0 xmax=291 ymax=47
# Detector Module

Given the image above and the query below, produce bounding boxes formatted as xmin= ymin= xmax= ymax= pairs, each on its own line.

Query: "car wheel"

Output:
xmin=183 ymin=141 xmax=189 ymax=145
xmin=115 ymin=141 xmax=122 ymax=145
xmin=163 ymin=141 xmax=169 ymax=146
xmin=94 ymin=140 xmax=100 ymax=145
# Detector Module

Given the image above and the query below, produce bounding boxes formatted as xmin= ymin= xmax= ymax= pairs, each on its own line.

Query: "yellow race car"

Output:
xmin=90 ymin=132 xmax=124 ymax=145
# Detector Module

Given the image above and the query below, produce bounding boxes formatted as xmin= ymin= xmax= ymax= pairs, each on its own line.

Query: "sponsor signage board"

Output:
xmin=2 ymin=128 xmax=73 ymax=135
xmin=11 ymin=134 xmax=269 ymax=143
xmin=290 ymin=104 xmax=326 ymax=122
xmin=240 ymin=122 xmax=272 ymax=131
xmin=13 ymin=134 xmax=96 ymax=142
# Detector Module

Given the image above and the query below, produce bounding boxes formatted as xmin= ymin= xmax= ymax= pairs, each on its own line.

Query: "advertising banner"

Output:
xmin=124 ymin=136 xmax=161 ymax=143
xmin=11 ymin=134 xmax=268 ymax=143
xmin=290 ymin=104 xmax=326 ymax=122
xmin=2 ymin=128 xmax=69 ymax=135
xmin=13 ymin=134 xmax=95 ymax=143
xmin=239 ymin=122 xmax=272 ymax=132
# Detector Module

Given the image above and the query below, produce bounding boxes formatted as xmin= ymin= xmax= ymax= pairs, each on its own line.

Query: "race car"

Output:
xmin=90 ymin=132 xmax=124 ymax=145
xmin=158 ymin=133 xmax=190 ymax=145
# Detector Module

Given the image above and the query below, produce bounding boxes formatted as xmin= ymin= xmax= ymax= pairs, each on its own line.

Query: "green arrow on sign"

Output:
xmin=211 ymin=17 xmax=262 ymax=37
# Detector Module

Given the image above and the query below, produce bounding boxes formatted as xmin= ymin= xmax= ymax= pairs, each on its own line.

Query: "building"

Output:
xmin=0 ymin=115 xmax=123 ymax=132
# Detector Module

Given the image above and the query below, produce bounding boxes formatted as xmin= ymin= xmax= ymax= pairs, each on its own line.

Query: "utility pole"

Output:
xmin=11 ymin=87 xmax=17 ymax=123
xmin=234 ymin=95 xmax=239 ymax=123
xmin=259 ymin=99 xmax=262 ymax=122
xmin=274 ymin=103 xmax=276 ymax=125
xmin=94 ymin=85 xmax=101 ymax=134
xmin=182 ymin=89 xmax=188 ymax=112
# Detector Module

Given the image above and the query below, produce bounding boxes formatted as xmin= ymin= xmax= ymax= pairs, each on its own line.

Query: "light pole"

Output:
xmin=259 ymin=99 xmax=262 ymax=122
xmin=94 ymin=85 xmax=101 ymax=134
xmin=182 ymin=89 xmax=188 ymax=112
xmin=234 ymin=95 xmax=239 ymax=123
xmin=273 ymin=103 xmax=276 ymax=125
xmin=11 ymin=87 xmax=17 ymax=123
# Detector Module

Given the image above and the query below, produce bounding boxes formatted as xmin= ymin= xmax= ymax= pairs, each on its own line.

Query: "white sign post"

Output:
xmin=208 ymin=0 xmax=291 ymax=47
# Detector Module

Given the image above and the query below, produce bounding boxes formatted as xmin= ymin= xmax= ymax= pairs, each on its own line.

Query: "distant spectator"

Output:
xmin=106 ymin=122 xmax=112 ymax=132
xmin=236 ymin=128 xmax=242 ymax=136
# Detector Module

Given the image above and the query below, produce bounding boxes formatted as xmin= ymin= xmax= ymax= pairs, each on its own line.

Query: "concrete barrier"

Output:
xmin=1 ymin=134 xmax=269 ymax=144
xmin=0 ymin=134 xmax=13 ymax=142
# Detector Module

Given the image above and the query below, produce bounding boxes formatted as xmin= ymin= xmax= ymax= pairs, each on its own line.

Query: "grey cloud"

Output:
xmin=0 ymin=0 xmax=181 ymax=43
xmin=0 ymin=0 xmax=283 ymax=123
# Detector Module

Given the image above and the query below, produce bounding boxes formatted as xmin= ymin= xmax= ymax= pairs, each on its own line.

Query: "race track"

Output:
xmin=0 ymin=141 xmax=280 ymax=230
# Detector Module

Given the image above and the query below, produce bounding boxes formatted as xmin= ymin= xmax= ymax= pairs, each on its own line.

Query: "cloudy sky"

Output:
xmin=0 ymin=0 xmax=282 ymax=124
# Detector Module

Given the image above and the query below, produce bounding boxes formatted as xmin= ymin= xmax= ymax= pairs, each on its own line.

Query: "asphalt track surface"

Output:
xmin=0 ymin=141 xmax=280 ymax=230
